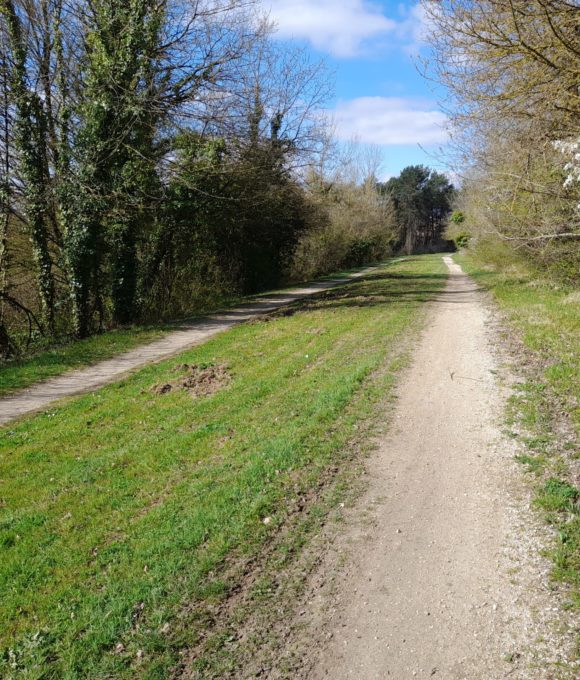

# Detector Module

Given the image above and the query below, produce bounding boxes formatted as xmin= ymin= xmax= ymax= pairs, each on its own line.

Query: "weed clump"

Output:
xmin=536 ymin=478 xmax=579 ymax=513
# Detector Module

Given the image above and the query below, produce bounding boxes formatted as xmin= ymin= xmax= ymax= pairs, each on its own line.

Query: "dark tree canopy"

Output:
xmin=380 ymin=166 xmax=455 ymax=254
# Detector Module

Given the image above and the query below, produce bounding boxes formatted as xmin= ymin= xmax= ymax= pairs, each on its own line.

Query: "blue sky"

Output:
xmin=263 ymin=0 xmax=449 ymax=179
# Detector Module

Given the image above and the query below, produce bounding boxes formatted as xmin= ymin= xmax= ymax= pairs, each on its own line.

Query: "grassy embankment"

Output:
xmin=0 ymin=255 xmax=447 ymax=678
xmin=0 ymin=327 xmax=170 ymax=397
xmin=455 ymin=251 xmax=579 ymax=606
xmin=0 ymin=269 xmax=377 ymax=398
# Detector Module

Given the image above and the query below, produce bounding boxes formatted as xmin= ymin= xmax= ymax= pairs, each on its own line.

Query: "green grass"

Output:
xmin=0 ymin=255 xmax=447 ymax=678
xmin=0 ymin=264 xmax=381 ymax=398
xmin=536 ymin=479 xmax=578 ymax=513
xmin=0 ymin=327 xmax=169 ymax=397
xmin=455 ymin=250 xmax=579 ymax=601
xmin=536 ymin=478 xmax=580 ymax=597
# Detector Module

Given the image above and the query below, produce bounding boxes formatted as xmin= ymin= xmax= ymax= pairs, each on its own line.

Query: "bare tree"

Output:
xmin=421 ymin=0 xmax=580 ymax=272
xmin=422 ymin=0 xmax=580 ymax=139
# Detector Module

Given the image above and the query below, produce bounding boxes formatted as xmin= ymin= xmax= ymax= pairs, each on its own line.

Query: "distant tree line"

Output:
xmin=422 ymin=0 xmax=580 ymax=280
xmin=379 ymin=166 xmax=454 ymax=255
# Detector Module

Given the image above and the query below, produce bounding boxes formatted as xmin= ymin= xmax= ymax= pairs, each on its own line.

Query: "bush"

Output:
xmin=450 ymin=210 xmax=465 ymax=225
xmin=290 ymin=177 xmax=396 ymax=280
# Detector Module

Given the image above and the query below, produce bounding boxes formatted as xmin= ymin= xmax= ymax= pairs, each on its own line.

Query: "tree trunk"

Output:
xmin=2 ymin=0 xmax=56 ymax=334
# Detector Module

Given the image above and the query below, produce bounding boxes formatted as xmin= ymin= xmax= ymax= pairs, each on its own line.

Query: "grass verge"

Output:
xmin=0 ymin=265 xmax=380 ymax=398
xmin=0 ymin=327 xmax=169 ymax=397
xmin=455 ymin=250 xmax=579 ymax=607
xmin=0 ymin=255 xmax=446 ymax=678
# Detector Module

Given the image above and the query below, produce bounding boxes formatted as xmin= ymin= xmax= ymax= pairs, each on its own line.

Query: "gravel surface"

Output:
xmin=293 ymin=257 xmax=578 ymax=680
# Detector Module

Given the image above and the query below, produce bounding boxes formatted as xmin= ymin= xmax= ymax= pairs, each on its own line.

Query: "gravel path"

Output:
xmin=0 ymin=268 xmax=377 ymax=426
xmin=297 ymin=257 xmax=577 ymax=679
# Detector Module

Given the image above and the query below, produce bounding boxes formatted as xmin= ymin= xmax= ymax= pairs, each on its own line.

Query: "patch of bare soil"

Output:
xmin=150 ymin=364 xmax=231 ymax=398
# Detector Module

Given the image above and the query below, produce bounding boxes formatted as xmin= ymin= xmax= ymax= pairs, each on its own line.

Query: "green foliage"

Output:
xmin=0 ymin=0 xmax=394 ymax=359
xmin=450 ymin=210 xmax=465 ymax=225
xmin=514 ymin=453 xmax=546 ymax=474
xmin=454 ymin=146 xmax=580 ymax=284
xmin=552 ymin=516 xmax=580 ymax=588
xmin=380 ymin=166 xmax=454 ymax=254
xmin=0 ymin=0 xmax=338 ymax=350
xmin=140 ymin=131 xmax=311 ymax=320
xmin=1 ymin=0 xmax=56 ymax=333
xmin=290 ymin=168 xmax=396 ymax=281
xmin=423 ymin=1 xmax=580 ymax=284
xmin=536 ymin=479 xmax=578 ymax=513
xmin=455 ymin=231 xmax=470 ymax=248
xmin=64 ymin=0 xmax=165 ymax=335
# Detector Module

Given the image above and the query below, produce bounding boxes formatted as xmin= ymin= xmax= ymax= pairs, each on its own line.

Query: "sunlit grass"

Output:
xmin=0 ymin=255 xmax=447 ymax=678
xmin=0 ymin=326 xmax=168 ymax=397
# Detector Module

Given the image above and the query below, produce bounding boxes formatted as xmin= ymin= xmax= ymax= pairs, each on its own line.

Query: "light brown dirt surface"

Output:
xmin=264 ymin=257 xmax=577 ymax=680
xmin=0 ymin=267 xmax=377 ymax=426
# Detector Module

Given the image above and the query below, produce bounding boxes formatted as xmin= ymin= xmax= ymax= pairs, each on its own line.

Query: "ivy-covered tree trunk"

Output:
xmin=110 ymin=216 xmax=137 ymax=325
xmin=109 ymin=1 xmax=164 ymax=325
xmin=1 ymin=0 xmax=55 ymax=333
xmin=64 ymin=198 xmax=101 ymax=338
xmin=0 ymin=174 xmax=10 ymax=358
xmin=65 ymin=0 xmax=164 ymax=331
xmin=0 ymin=42 xmax=11 ymax=357
xmin=19 ymin=96 xmax=55 ymax=331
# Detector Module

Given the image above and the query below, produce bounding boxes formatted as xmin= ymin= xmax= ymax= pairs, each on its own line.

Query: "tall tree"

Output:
xmin=382 ymin=166 xmax=453 ymax=254
xmin=1 ymin=0 xmax=56 ymax=332
xmin=0 ymin=29 xmax=11 ymax=356
xmin=422 ymin=0 xmax=580 ymax=140
xmin=422 ymin=0 xmax=580 ymax=275
xmin=65 ymin=0 xmax=260 ymax=334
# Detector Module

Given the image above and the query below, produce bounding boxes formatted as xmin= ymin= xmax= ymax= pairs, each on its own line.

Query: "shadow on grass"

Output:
xmin=265 ymin=269 xmax=476 ymax=319
xmin=0 ymin=264 xmax=458 ymax=394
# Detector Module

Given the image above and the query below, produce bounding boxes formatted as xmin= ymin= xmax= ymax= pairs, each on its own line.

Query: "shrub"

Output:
xmin=450 ymin=210 xmax=465 ymax=225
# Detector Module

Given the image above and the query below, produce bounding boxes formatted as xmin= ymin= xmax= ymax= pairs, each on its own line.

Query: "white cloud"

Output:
xmin=397 ymin=3 xmax=434 ymax=55
xmin=262 ymin=2 xmax=432 ymax=58
xmin=264 ymin=0 xmax=397 ymax=57
xmin=331 ymin=96 xmax=448 ymax=146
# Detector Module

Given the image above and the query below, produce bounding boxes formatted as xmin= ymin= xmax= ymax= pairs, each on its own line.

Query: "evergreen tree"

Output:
xmin=381 ymin=166 xmax=454 ymax=254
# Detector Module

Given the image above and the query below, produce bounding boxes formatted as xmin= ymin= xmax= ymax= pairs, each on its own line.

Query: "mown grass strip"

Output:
xmin=0 ymin=255 xmax=446 ymax=678
xmin=0 ymin=326 xmax=168 ymax=398
xmin=455 ymin=251 xmax=579 ymax=606
xmin=0 ymin=266 xmax=378 ymax=399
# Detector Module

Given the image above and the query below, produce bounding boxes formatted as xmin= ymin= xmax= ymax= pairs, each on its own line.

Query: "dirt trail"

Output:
xmin=286 ymin=257 xmax=576 ymax=680
xmin=0 ymin=267 xmax=377 ymax=426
